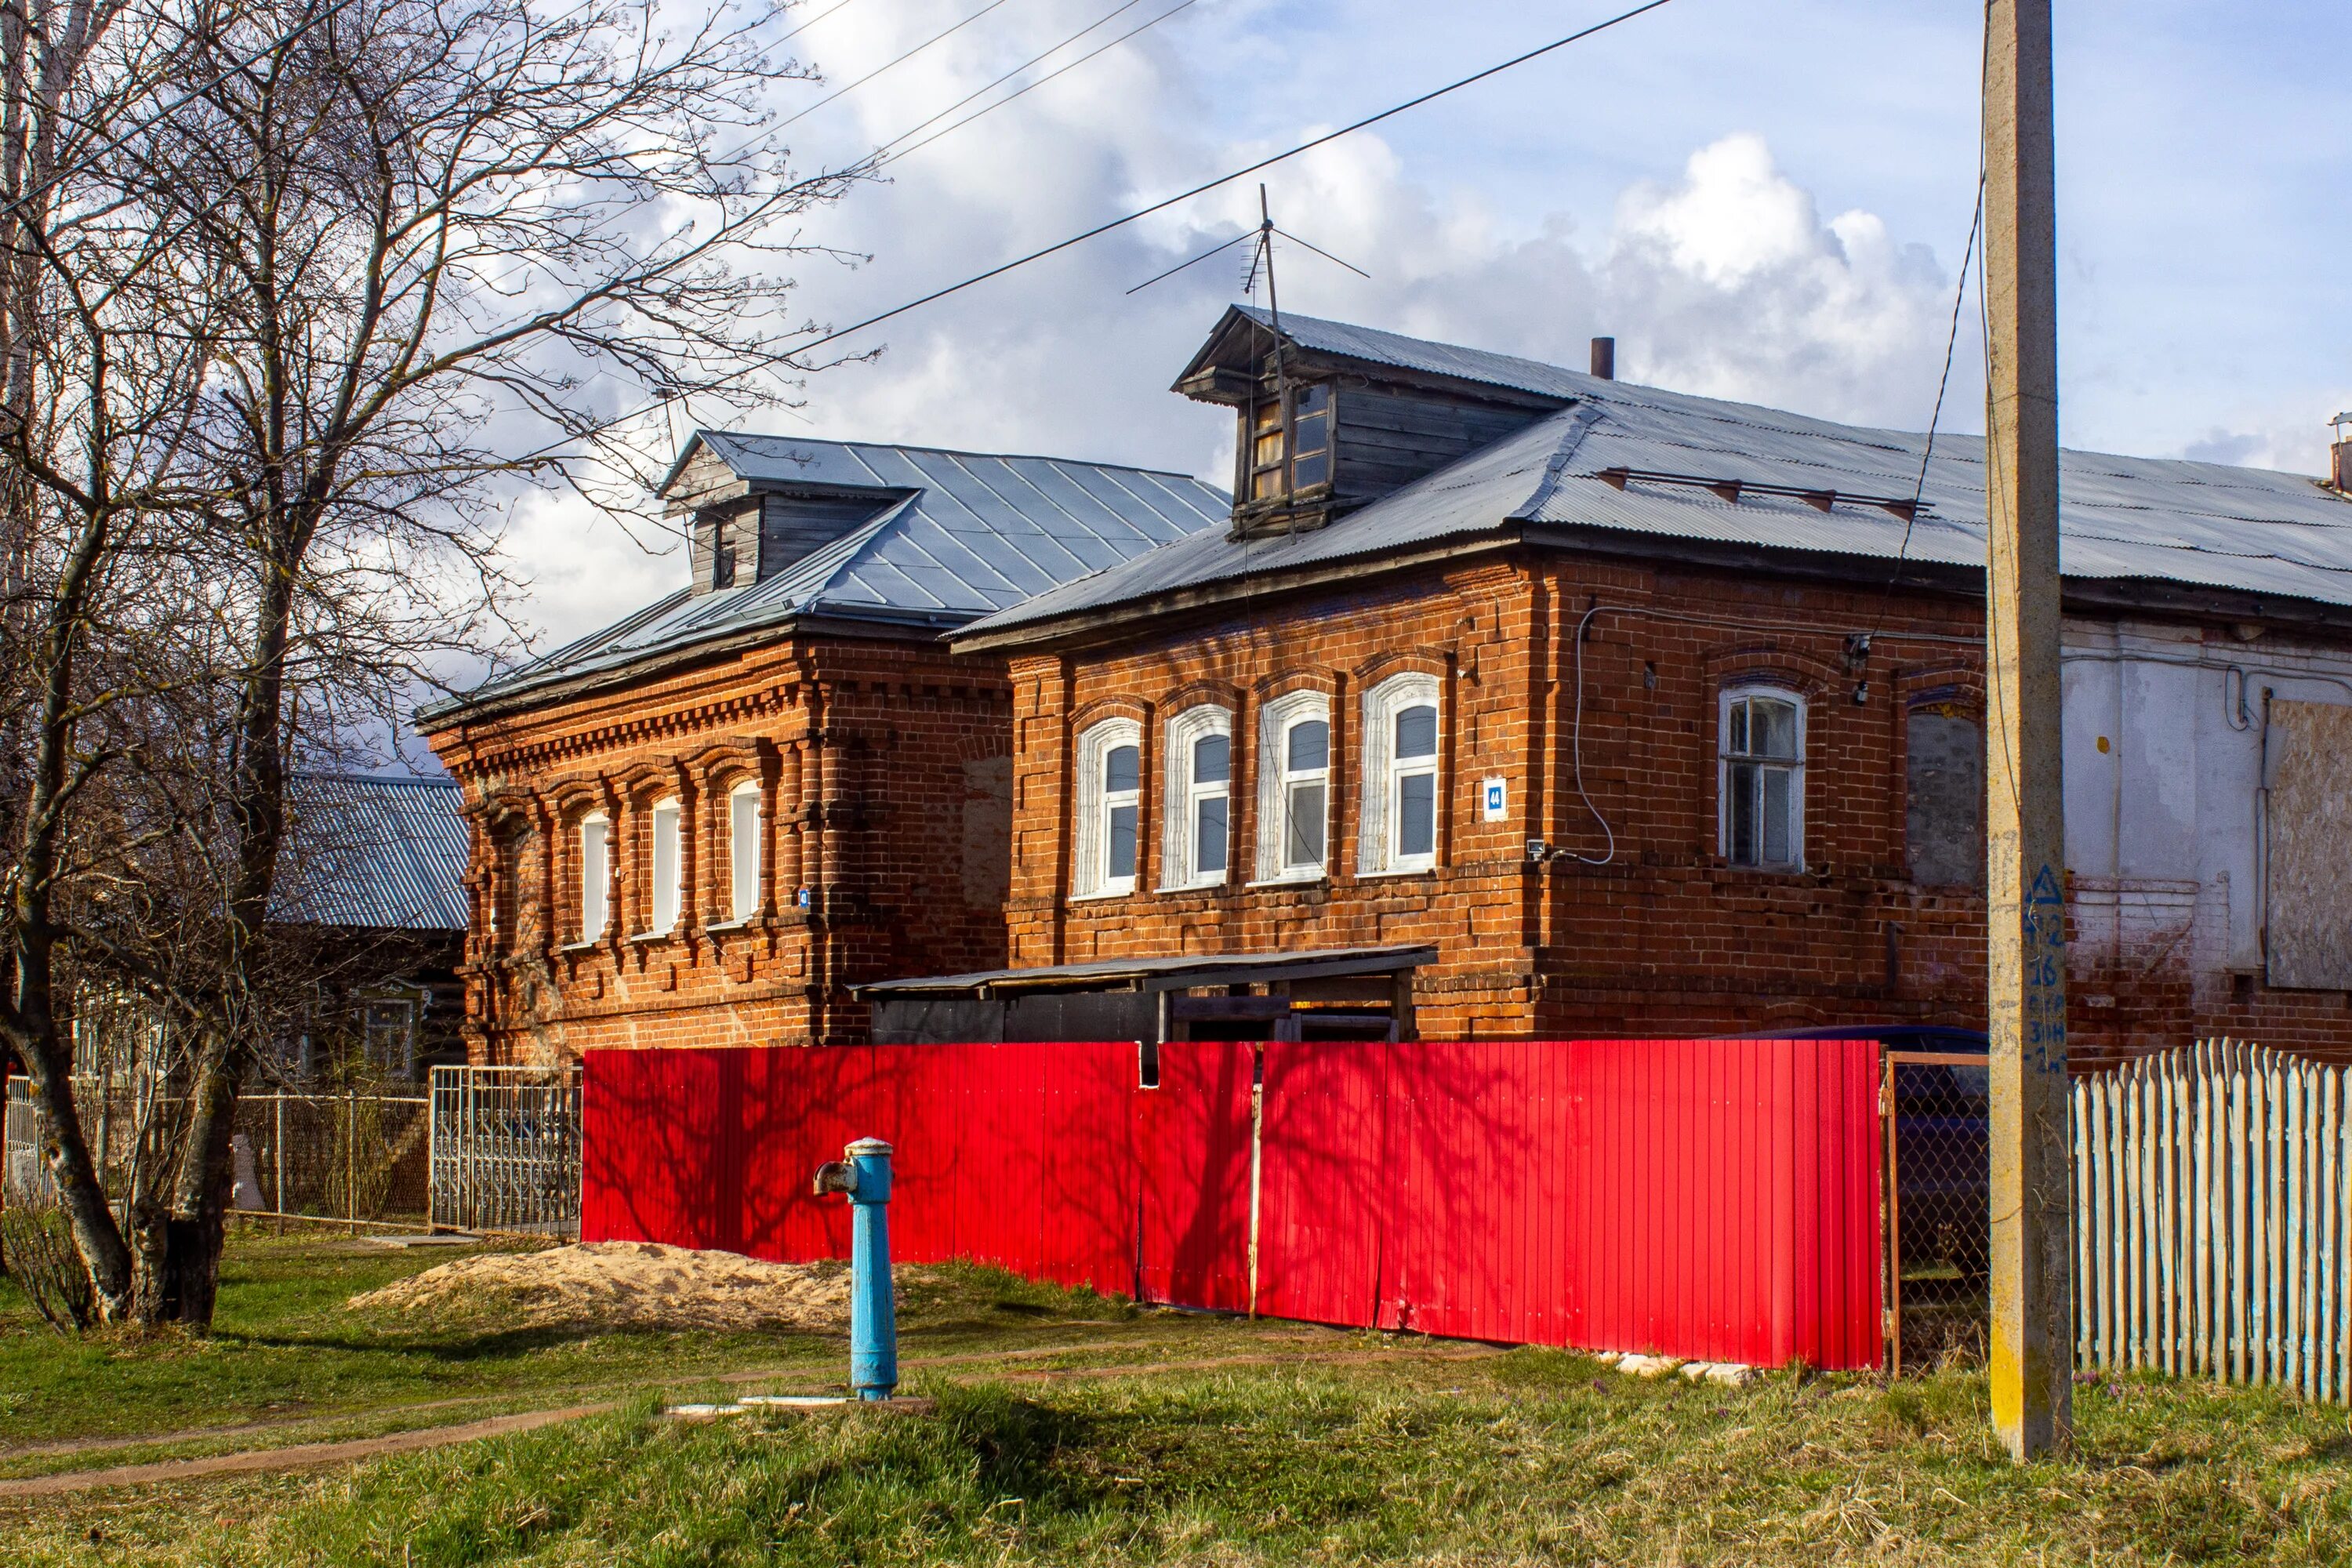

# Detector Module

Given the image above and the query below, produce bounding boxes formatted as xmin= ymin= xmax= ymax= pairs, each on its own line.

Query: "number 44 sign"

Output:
xmin=1481 ymin=777 xmax=1508 ymax=822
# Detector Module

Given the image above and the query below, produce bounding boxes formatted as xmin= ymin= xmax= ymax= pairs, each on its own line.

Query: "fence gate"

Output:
xmin=1882 ymin=1049 xmax=1991 ymax=1374
xmin=3 ymin=1077 xmax=47 ymax=1203
xmin=430 ymin=1065 xmax=583 ymax=1235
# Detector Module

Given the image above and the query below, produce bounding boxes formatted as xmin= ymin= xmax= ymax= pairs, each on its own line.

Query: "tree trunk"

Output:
xmin=18 ymin=1043 xmax=133 ymax=1316
xmin=157 ymin=1048 xmax=240 ymax=1324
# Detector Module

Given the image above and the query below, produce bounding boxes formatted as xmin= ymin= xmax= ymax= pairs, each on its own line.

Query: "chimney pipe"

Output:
xmin=1590 ymin=336 xmax=1616 ymax=380
xmin=2332 ymin=412 xmax=2352 ymax=493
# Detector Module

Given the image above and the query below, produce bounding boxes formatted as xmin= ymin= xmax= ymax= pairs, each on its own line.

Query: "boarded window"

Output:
xmin=960 ymin=757 xmax=1012 ymax=908
xmin=2265 ymin=699 xmax=2352 ymax=989
xmin=1906 ymin=708 xmax=1984 ymax=888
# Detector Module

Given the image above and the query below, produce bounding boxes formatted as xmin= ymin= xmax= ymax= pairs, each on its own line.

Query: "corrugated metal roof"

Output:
xmin=436 ymin=437 xmax=1229 ymax=715
xmin=274 ymin=774 xmax=470 ymax=933
xmin=960 ymin=310 xmax=2352 ymax=640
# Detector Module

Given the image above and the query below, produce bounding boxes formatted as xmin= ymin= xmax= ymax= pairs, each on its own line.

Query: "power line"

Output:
xmin=872 ymin=0 xmax=1156 ymax=162
xmin=780 ymin=0 xmax=1022 ymax=129
xmin=878 ymin=0 xmax=1200 ymax=167
xmin=799 ymin=0 xmax=1677 ymax=351
xmin=550 ymin=0 xmax=1681 ymax=463
xmin=1877 ymin=171 xmax=1984 ymax=603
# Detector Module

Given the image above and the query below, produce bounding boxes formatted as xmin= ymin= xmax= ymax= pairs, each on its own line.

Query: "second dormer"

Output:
xmin=659 ymin=432 xmax=915 ymax=596
xmin=1174 ymin=305 xmax=1574 ymax=539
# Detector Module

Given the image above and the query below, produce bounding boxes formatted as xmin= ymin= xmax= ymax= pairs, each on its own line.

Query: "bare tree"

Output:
xmin=146 ymin=0 xmax=854 ymax=1321
xmin=0 ymin=0 xmax=228 ymax=1322
xmin=5 ymin=0 xmax=857 ymax=1323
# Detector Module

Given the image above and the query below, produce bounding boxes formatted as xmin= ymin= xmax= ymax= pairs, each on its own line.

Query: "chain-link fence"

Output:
xmin=429 ymin=1065 xmax=581 ymax=1235
xmin=3 ymin=1076 xmax=430 ymax=1229
xmin=1883 ymin=1050 xmax=1991 ymax=1374
xmin=241 ymin=1089 xmax=431 ymax=1223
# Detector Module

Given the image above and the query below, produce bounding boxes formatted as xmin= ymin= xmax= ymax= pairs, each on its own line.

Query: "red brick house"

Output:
xmin=421 ymin=436 xmax=1225 ymax=1061
xmin=941 ymin=308 xmax=2352 ymax=1065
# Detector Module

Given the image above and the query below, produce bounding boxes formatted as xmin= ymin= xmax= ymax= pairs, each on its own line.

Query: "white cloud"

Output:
xmin=488 ymin=112 xmax=1980 ymax=664
xmin=466 ymin=0 xmax=2352 ymax=674
xmin=1600 ymin=133 xmax=1972 ymax=424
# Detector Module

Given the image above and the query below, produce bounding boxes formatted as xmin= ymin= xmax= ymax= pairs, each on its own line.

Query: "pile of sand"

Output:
xmin=348 ymin=1242 xmax=855 ymax=1333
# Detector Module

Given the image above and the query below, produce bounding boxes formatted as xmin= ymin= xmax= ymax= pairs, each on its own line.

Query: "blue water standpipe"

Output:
xmin=811 ymin=1138 xmax=898 ymax=1399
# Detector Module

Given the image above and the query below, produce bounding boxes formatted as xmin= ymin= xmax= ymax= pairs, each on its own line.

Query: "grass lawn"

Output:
xmin=4 ymin=1232 xmax=2350 ymax=1565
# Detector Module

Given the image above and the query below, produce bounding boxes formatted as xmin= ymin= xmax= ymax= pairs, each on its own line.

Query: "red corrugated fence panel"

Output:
xmin=578 ymin=1036 xmax=1882 ymax=1370
xmin=1255 ymin=1042 xmax=1388 ymax=1329
xmin=1135 ymin=1042 xmax=1255 ymax=1312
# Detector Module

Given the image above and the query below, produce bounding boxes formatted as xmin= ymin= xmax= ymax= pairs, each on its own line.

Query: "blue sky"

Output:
xmin=503 ymin=0 xmax=2351 ymax=655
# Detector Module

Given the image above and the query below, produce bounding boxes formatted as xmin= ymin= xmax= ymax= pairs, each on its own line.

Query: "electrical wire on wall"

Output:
xmin=1550 ymin=603 xmax=1983 ymax=868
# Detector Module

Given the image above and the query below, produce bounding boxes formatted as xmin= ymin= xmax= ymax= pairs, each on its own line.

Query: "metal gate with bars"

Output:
xmin=3 ymin=1077 xmax=44 ymax=1203
xmin=429 ymin=1065 xmax=582 ymax=1235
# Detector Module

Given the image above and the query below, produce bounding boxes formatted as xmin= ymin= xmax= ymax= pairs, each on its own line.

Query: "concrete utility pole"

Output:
xmin=1982 ymin=0 xmax=2072 ymax=1461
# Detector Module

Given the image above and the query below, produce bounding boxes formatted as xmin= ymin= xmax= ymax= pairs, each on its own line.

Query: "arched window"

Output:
xmin=1255 ymin=689 xmax=1333 ymax=882
xmin=1359 ymin=673 xmax=1442 ymax=875
xmin=578 ymin=812 xmax=610 ymax=941
xmin=1720 ymin=687 xmax=1805 ymax=869
xmin=1072 ymin=717 xmax=1143 ymax=898
xmin=1161 ymin=705 xmax=1233 ymax=890
xmin=726 ymin=781 xmax=764 ymax=922
xmin=646 ymin=796 xmax=683 ymax=935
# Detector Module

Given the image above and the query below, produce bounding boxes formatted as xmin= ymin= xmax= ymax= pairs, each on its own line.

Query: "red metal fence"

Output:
xmin=583 ymin=1036 xmax=1883 ymax=1369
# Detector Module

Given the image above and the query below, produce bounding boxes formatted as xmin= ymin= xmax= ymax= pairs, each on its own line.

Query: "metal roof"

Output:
xmin=856 ymin=943 xmax=1438 ymax=996
xmin=431 ymin=437 xmax=1229 ymax=717
xmin=960 ymin=309 xmax=2352 ymax=641
xmin=273 ymin=773 xmax=470 ymax=933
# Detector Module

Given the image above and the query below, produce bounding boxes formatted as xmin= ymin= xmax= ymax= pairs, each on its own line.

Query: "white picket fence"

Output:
xmin=2073 ymin=1039 xmax=2350 ymax=1402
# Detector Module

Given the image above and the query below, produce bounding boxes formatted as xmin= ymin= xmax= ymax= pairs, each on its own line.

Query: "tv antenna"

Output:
xmin=1123 ymin=183 xmax=1370 ymax=314
xmin=1127 ymin=186 xmax=1368 ymax=495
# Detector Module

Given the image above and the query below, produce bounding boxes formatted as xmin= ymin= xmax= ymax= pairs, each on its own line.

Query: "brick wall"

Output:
xmin=426 ymin=631 xmax=1014 ymax=1062
xmin=1003 ymin=546 xmax=2352 ymax=1065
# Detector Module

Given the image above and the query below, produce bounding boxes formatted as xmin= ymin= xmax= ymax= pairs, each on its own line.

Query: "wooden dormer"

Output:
xmin=1174 ymin=306 xmax=1571 ymax=539
xmin=659 ymin=434 xmax=907 ymax=597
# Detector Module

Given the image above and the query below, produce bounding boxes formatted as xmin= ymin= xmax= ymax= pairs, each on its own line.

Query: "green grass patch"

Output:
xmin=11 ymin=1359 xmax=2352 ymax=1565
xmin=5 ymin=1236 xmax=2350 ymax=1564
xmin=0 ymin=1232 xmax=1184 ymax=1465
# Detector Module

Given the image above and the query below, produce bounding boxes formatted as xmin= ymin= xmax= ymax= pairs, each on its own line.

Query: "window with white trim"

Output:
xmin=578 ymin=813 xmax=610 ymax=941
xmin=646 ymin=797 xmax=683 ymax=935
xmin=1359 ymin=673 xmax=1442 ymax=874
xmin=727 ymin=780 xmax=763 ymax=923
xmin=1254 ymin=690 xmax=1333 ymax=882
xmin=1161 ymin=705 xmax=1233 ymax=889
xmin=1719 ymin=687 xmax=1804 ymax=869
xmin=1072 ymin=717 xmax=1144 ymax=898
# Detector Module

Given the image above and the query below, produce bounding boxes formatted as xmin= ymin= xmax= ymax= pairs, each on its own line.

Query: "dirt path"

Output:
xmin=0 ymin=1336 xmax=1491 ymax=1500
xmin=0 ymin=1406 xmax=613 ymax=1500
xmin=0 ymin=1322 xmax=1191 ymax=1467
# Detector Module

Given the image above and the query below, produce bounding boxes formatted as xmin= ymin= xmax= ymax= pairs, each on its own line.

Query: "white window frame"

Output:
xmin=576 ymin=812 xmax=610 ymax=943
xmin=1071 ymin=717 xmax=1144 ymax=899
xmin=1160 ymin=705 xmax=1234 ymax=891
xmin=643 ymin=796 xmax=683 ymax=936
xmin=1254 ymin=689 xmax=1333 ymax=884
xmin=1718 ymin=684 xmax=1806 ymax=871
xmin=1359 ymin=673 xmax=1443 ymax=876
xmin=725 ymin=780 xmax=763 ymax=924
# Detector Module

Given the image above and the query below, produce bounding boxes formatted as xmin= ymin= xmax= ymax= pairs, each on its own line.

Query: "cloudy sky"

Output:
xmin=495 ymin=0 xmax=2350 ymax=685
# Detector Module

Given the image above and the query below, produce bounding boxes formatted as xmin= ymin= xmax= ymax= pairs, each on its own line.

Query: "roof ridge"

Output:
xmin=1243 ymin=305 xmax=2343 ymax=484
xmin=698 ymin=429 xmax=1207 ymax=481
